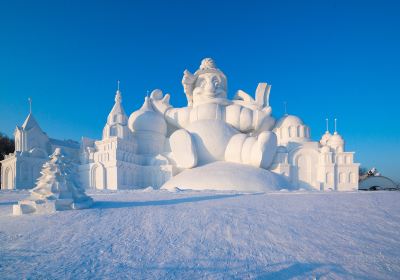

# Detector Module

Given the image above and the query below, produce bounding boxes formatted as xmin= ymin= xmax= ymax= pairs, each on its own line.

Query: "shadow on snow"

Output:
xmin=92 ymin=193 xmax=244 ymax=209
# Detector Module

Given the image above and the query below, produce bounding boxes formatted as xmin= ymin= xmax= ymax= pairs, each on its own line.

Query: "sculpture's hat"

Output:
xmin=194 ymin=58 xmax=227 ymax=82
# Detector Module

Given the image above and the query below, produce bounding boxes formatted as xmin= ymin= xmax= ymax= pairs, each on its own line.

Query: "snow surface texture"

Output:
xmin=1 ymin=190 xmax=399 ymax=279
xmin=13 ymin=148 xmax=93 ymax=215
xmin=162 ymin=161 xmax=294 ymax=192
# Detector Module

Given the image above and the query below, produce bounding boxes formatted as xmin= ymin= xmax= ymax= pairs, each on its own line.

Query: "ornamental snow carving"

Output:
xmin=13 ymin=148 xmax=93 ymax=215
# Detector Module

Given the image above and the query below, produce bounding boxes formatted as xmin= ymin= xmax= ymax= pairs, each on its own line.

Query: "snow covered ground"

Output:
xmin=1 ymin=189 xmax=399 ymax=279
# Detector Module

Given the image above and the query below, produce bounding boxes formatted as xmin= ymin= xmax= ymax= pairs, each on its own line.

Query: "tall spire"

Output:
xmin=103 ymin=81 xmax=129 ymax=139
xmin=325 ymin=118 xmax=329 ymax=133
xmin=115 ymin=80 xmax=122 ymax=103
xmin=28 ymin=97 xmax=32 ymax=114
xmin=334 ymin=118 xmax=338 ymax=134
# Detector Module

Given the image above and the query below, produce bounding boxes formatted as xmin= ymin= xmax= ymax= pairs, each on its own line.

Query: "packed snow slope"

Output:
xmin=1 ymin=190 xmax=400 ymax=279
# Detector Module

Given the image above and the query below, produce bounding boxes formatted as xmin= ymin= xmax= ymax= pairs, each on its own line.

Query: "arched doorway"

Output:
xmin=91 ymin=164 xmax=105 ymax=189
xmin=296 ymin=155 xmax=311 ymax=187
xmin=4 ymin=167 xmax=14 ymax=189
xmin=290 ymin=148 xmax=319 ymax=189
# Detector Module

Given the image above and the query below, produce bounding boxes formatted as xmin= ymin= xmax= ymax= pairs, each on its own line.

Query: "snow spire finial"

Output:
xmin=28 ymin=97 xmax=32 ymax=114
xmin=146 ymin=90 xmax=149 ymax=98
xmin=325 ymin=118 xmax=329 ymax=133
xmin=115 ymin=81 xmax=122 ymax=103
xmin=334 ymin=118 xmax=338 ymax=134
xmin=284 ymin=101 xmax=288 ymax=116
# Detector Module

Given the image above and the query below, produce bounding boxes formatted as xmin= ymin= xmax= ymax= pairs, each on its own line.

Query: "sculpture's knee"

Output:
xmin=225 ymin=131 xmax=277 ymax=169
xmin=225 ymin=134 xmax=254 ymax=165
xmin=170 ymin=129 xmax=197 ymax=168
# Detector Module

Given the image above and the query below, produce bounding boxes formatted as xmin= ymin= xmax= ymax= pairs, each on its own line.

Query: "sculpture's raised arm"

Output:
xmin=150 ymin=89 xmax=191 ymax=129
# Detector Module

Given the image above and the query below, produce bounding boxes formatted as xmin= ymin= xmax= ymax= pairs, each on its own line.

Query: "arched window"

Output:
xmin=349 ymin=173 xmax=356 ymax=183
xmin=339 ymin=172 xmax=346 ymax=183
xmin=326 ymin=172 xmax=333 ymax=184
xmin=4 ymin=167 xmax=14 ymax=189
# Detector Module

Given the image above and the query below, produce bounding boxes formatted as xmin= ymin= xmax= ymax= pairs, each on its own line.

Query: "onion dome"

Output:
xmin=327 ymin=118 xmax=345 ymax=152
xmin=273 ymin=114 xmax=310 ymax=145
xmin=320 ymin=131 xmax=332 ymax=146
xmin=327 ymin=132 xmax=344 ymax=152
xmin=128 ymin=97 xmax=167 ymax=135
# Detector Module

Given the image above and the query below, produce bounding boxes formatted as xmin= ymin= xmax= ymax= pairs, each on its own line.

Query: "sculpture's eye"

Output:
xmin=212 ymin=79 xmax=220 ymax=88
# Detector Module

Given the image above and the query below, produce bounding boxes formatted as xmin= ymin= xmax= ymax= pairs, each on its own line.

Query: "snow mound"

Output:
xmin=161 ymin=161 xmax=294 ymax=192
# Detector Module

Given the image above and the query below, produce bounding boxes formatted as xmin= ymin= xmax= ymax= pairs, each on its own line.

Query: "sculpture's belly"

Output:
xmin=186 ymin=120 xmax=238 ymax=165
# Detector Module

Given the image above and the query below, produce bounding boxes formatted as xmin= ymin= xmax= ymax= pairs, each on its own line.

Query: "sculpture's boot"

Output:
xmin=170 ymin=129 xmax=198 ymax=168
xmin=225 ymin=131 xmax=277 ymax=169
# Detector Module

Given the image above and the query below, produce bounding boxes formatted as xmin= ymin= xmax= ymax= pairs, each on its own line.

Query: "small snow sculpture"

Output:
xmin=13 ymin=148 xmax=93 ymax=215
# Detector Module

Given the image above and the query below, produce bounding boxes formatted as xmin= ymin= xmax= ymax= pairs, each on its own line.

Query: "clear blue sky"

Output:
xmin=1 ymin=0 xmax=399 ymax=181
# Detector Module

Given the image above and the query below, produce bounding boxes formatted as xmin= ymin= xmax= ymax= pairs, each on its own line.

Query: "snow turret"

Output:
xmin=102 ymin=81 xmax=131 ymax=140
xmin=320 ymin=118 xmax=332 ymax=146
xmin=13 ymin=148 xmax=93 ymax=215
xmin=327 ymin=119 xmax=344 ymax=152
xmin=14 ymin=98 xmax=50 ymax=154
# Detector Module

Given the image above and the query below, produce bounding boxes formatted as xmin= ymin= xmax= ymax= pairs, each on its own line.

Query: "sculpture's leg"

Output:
xmin=170 ymin=129 xmax=198 ymax=168
xmin=225 ymin=131 xmax=277 ymax=169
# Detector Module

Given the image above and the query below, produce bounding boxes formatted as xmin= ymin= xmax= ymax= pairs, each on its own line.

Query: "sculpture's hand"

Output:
xmin=150 ymin=89 xmax=171 ymax=115
xmin=182 ymin=70 xmax=196 ymax=86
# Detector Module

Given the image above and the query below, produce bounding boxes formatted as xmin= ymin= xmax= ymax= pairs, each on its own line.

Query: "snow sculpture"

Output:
xmin=13 ymin=148 xmax=93 ymax=215
xmin=2 ymin=58 xmax=360 ymax=192
xmin=150 ymin=58 xmax=277 ymax=169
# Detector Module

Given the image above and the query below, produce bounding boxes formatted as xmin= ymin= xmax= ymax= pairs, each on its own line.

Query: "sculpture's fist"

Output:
xmin=149 ymin=89 xmax=171 ymax=115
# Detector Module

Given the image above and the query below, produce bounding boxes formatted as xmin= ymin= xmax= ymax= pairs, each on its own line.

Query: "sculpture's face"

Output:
xmin=192 ymin=73 xmax=227 ymax=105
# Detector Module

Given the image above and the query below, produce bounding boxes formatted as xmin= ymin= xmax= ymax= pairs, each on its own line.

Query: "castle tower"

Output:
xmin=102 ymin=81 xmax=131 ymax=140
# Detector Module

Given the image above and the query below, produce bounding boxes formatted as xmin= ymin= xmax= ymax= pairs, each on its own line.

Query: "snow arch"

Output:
xmin=4 ymin=167 xmax=14 ymax=189
xmin=91 ymin=163 xmax=106 ymax=189
xmin=289 ymin=148 xmax=319 ymax=189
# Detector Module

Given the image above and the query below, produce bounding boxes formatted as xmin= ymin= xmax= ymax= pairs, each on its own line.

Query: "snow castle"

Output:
xmin=1 ymin=58 xmax=359 ymax=191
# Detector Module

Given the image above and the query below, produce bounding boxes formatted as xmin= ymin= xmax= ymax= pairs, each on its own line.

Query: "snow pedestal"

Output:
xmin=161 ymin=161 xmax=295 ymax=192
xmin=13 ymin=148 xmax=93 ymax=215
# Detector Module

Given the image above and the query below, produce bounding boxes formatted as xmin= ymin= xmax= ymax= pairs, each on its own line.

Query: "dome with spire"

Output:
xmin=102 ymin=82 xmax=130 ymax=140
xmin=128 ymin=97 xmax=167 ymax=135
xmin=326 ymin=118 xmax=345 ymax=152
xmin=327 ymin=132 xmax=345 ymax=152
xmin=320 ymin=118 xmax=332 ymax=146
xmin=320 ymin=131 xmax=332 ymax=146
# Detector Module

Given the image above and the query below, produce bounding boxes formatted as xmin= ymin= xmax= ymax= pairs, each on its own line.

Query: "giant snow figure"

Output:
xmin=149 ymin=58 xmax=278 ymax=170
